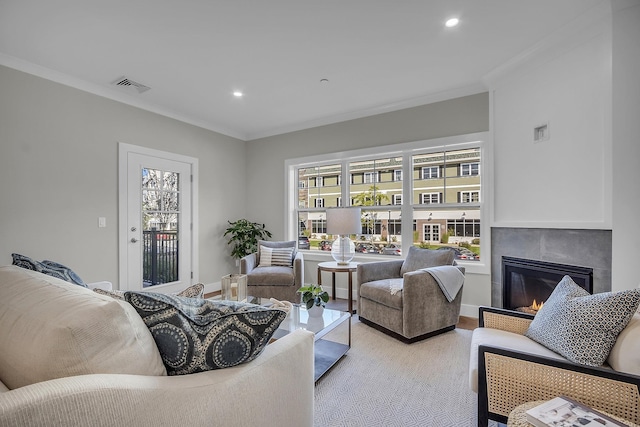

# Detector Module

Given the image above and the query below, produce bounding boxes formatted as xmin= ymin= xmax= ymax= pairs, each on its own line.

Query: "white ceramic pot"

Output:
xmin=307 ymin=305 xmax=324 ymax=318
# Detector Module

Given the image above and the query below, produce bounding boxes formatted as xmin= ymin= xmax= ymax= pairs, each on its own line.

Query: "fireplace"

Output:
xmin=502 ymin=256 xmax=593 ymax=313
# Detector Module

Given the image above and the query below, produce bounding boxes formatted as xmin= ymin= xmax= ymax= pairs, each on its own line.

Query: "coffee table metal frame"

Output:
xmin=272 ymin=303 xmax=351 ymax=382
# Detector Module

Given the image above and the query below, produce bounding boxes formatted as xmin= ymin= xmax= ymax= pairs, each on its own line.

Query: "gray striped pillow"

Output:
xmin=258 ymin=246 xmax=294 ymax=267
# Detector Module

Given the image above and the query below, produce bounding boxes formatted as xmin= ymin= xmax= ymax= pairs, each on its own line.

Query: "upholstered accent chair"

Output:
xmin=240 ymin=240 xmax=304 ymax=302
xmin=357 ymin=246 xmax=465 ymax=343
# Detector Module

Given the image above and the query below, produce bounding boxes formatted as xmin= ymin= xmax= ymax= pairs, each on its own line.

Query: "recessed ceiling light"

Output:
xmin=320 ymin=78 xmax=329 ymax=83
xmin=233 ymin=91 xmax=243 ymax=97
xmin=445 ymin=18 xmax=459 ymax=28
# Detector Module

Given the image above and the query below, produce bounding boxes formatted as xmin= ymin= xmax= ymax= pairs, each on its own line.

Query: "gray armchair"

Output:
xmin=240 ymin=240 xmax=304 ymax=303
xmin=357 ymin=247 xmax=464 ymax=343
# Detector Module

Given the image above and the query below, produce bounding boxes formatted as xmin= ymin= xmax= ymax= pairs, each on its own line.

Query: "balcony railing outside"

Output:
xmin=143 ymin=228 xmax=178 ymax=287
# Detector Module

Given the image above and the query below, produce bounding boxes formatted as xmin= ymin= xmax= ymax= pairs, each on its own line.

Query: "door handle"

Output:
xmin=131 ymin=238 xmax=139 ymax=243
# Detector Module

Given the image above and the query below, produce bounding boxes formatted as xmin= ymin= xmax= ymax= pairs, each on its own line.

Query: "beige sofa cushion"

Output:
xmin=469 ymin=327 xmax=567 ymax=393
xmin=0 ymin=266 xmax=166 ymax=389
xmin=607 ymin=312 xmax=640 ymax=375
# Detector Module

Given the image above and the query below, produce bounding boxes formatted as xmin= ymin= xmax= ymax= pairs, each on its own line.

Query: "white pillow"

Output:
xmin=258 ymin=246 xmax=294 ymax=267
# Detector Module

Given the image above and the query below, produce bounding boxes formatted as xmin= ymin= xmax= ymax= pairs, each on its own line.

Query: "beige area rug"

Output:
xmin=313 ymin=318 xmax=480 ymax=427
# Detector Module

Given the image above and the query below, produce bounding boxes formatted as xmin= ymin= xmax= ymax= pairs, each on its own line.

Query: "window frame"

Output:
xmin=460 ymin=190 xmax=480 ymax=203
xmin=284 ymin=132 xmax=490 ymax=274
xmin=363 ymin=171 xmax=378 ymax=184
xmin=461 ymin=162 xmax=480 ymax=176
xmin=420 ymin=192 xmax=441 ymax=204
xmin=421 ymin=166 xmax=440 ymax=179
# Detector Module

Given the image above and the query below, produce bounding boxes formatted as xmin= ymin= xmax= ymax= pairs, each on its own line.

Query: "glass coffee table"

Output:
xmin=210 ymin=296 xmax=351 ymax=382
xmin=271 ymin=304 xmax=351 ymax=382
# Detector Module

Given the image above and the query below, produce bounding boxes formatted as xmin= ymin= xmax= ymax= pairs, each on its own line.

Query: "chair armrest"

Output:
xmin=401 ymin=268 xmax=464 ymax=338
xmin=357 ymin=260 xmax=403 ymax=285
xmin=240 ymin=253 xmax=257 ymax=274
xmin=293 ymin=251 xmax=304 ymax=287
xmin=477 ymin=344 xmax=640 ymax=426
xmin=479 ymin=306 xmax=534 ymax=335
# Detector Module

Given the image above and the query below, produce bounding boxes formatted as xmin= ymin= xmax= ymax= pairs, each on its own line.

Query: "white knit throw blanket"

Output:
xmin=421 ymin=265 xmax=465 ymax=302
xmin=390 ymin=266 xmax=464 ymax=302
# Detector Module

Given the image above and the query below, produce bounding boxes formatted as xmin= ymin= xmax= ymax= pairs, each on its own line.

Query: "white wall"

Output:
xmin=0 ymin=65 xmax=245 ymax=288
xmin=491 ymin=10 xmax=612 ymax=228
xmin=611 ymin=0 xmax=640 ymax=291
xmin=246 ymin=93 xmax=491 ymax=316
xmin=491 ymin=2 xmax=640 ymax=291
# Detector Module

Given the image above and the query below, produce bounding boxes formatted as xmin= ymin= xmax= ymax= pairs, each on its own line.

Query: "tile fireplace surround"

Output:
xmin=491 ymin=227 xmax=612 ymax=308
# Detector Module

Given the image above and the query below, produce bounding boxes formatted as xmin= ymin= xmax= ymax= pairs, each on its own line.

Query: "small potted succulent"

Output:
xmin=297 ymin=284 xmax=329 ymax=317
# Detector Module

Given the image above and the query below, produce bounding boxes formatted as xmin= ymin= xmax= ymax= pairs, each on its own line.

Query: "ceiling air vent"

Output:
xmin=111 ymin=76 xmax=151 ymax=94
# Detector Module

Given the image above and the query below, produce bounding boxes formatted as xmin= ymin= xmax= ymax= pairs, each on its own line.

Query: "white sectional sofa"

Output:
xmin=0 ymin=266 xmax=315 ymax=427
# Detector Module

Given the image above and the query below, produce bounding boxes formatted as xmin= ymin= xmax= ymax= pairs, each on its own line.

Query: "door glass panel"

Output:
xmin=142 ymin=168 xmax=180 ymax=287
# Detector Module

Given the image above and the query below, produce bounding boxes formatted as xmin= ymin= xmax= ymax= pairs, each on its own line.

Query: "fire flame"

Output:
xmin=531 ymin=299 xmax=544 ymax=311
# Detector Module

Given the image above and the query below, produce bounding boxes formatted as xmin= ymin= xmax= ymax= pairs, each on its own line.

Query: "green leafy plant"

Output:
xmin=297 ymin=285 xmax=329 ymax=309
xmin=224 ymin=219 xmax=273 ymax=260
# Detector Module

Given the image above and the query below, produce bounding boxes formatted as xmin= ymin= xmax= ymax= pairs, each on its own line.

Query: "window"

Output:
xmin=287 ymin=133 xmax=486 ymax=266
xmin=364 ymin=172 xmax=378 ymax=184
xmin=421 ymin=166 xmax=439 ymax=179
xmin=297 ymin=164 xmax=341 ymax=209
xmin=461 ymin=163 xmax=480 ymax=176
xmin=420 ymin=193 xmax=441 ymax=204
xmin=311 ymin=219 xmax=326 ymax=234
xmin=460 ymin=191 xmax=480 ymax=203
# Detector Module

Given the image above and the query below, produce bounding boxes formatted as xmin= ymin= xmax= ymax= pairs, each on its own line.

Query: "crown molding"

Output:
xmin=245 ymin=82 xmax=488 ymax=141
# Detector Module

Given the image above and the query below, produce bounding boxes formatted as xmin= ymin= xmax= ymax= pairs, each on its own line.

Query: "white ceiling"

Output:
xmin=0 ymin=0 xmax=605 ymax=141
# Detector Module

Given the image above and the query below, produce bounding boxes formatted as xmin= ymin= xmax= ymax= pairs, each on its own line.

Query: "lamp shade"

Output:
xmin=326 ymin=207 xmax=361 ymax=265
xmin=326 ymin=207 xmax=361 ymax=235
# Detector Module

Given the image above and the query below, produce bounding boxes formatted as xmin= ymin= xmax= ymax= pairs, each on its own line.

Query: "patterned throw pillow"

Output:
xmin=12 ymin=253 xmax=87 ymax=287
xmin=124 ymin=292 xmax=286 ymax=375
xmin=258 ymin=246 xmax=294 ymax=267
xmin=399 ymin=246 xmax=455 ymax=276
xmin=94 ymin=283 xmax=204 ymax=300
xmin=525 ymin=275 xmax=640 ymax=367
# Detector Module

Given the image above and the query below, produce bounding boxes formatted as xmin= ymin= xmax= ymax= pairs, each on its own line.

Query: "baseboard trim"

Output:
xmin=460 ymin=303 xmax=479 ymax=319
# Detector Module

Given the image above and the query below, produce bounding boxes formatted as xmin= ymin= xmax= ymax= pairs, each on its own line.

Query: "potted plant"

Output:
xmin=224 ymin=219 xmax=272 ymax=261
xmin=297 ymin=284 xmax=329 ymax=317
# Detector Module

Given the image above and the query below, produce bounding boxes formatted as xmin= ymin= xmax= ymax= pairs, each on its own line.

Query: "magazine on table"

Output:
xmin=525 ymin=396 xmax=627 ymax=427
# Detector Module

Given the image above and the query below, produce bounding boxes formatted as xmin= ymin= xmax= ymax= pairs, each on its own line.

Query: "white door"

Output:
xmin=423 ymin=224 xmax=440 ymax=244
xmin=119 ymin=145 xmax=196 ymax=294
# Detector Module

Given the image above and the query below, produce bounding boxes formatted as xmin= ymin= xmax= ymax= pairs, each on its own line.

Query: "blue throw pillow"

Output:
xmin=11 ymin=253 xmax=86 ymax=287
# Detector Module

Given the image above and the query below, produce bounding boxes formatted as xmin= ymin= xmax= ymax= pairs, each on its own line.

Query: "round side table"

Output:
xmin=317 ymin=261 xmax=359 ymax=314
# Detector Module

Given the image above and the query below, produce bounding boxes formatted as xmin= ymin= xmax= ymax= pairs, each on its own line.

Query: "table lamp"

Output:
xmin=326 ymin=207 xmax=361 ymax=265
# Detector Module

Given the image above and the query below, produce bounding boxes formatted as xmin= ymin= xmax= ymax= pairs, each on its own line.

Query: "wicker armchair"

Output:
xmin=472 ymin=307 xmax=640 ymax=427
